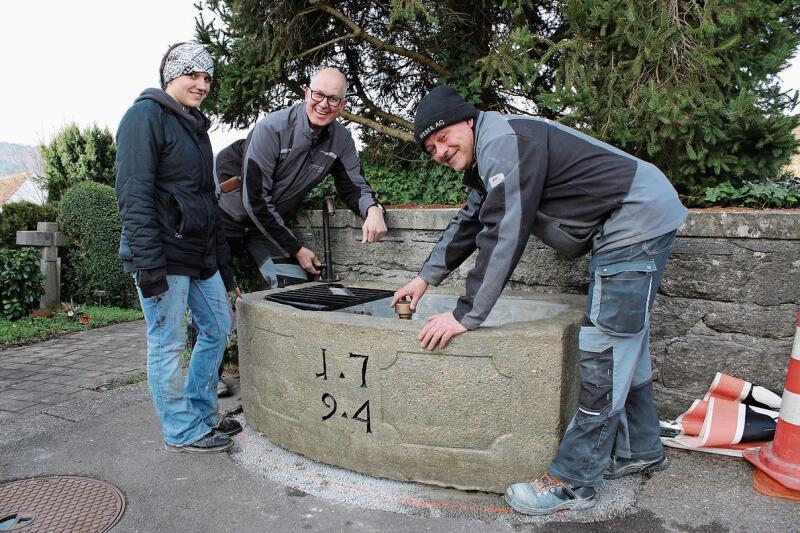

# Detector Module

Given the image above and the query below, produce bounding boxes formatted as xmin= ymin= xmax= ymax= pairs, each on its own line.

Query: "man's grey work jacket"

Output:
xmin=419 ymin=111 xmax=688 ymax=331
xmin=219 ymin=102 xmax=378 ymax=257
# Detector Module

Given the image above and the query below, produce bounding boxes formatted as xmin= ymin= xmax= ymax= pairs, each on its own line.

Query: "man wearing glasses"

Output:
xmin=215 ymin=68 xmax=387 ymax=288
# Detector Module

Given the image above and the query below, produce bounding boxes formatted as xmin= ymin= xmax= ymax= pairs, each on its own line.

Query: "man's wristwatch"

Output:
xmin=370 ymin=203 xmax=386 ymax=215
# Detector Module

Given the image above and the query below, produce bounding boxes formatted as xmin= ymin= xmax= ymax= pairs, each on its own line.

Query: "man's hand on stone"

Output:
xmin=418 ymin=312 xmax=467 ymax=351
xmin=362 ymin=206 xmax=387 ymax=243
xmin=391 ymin=276 xmax=428 ymax=311
xmin=294 ymin=246 xmax=321 ymax=275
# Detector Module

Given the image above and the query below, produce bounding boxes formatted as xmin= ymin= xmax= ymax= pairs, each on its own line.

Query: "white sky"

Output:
xmin=2 ymin=1 xmax=800 ymax=152
xmin=0 ymin=1 xmax=247 ymax=151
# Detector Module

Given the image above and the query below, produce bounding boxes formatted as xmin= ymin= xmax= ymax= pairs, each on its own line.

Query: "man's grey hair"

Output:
xmin=310 ymin=68 xmax=348 ymax=97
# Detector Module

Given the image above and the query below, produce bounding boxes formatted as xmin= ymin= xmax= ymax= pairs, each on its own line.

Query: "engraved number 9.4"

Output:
xmin=319 ymin=393 xmax=372 ymax=434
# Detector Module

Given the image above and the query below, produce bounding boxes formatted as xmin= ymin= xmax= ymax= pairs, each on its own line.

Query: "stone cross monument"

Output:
xmin=16 ymin=222 xmax=66 ymax=310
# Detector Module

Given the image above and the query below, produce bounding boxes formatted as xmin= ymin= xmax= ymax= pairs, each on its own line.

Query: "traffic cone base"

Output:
xmin=744 ymin=441 xmax=800 ymax=492
xmin=753 ymin=469 xmax=800 ymax=501
xmin=743 ymin=312 xmax=800 ymax=494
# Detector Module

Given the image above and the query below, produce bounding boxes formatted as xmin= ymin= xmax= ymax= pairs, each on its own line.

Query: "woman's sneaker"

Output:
xmin=603 ymin=455 xmax=669 ymax=479
xmin=505 ymin=473 xmax=596 ymax=515
xmin=164 ymin=432 xmax=233 ymax=453
xmin=214 ymin=416 xmax=243 ymax=436
xmin=217 ymin=380 xmax=232 ymax=397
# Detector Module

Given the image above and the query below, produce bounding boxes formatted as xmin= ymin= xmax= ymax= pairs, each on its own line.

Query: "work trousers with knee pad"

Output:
xmin=220 ymin=212 xmax=308 ymax=288
xmin=547 ymin=230 xmax=677 ymax=487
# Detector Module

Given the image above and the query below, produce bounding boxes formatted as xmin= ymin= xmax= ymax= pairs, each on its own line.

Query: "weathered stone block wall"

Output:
xmin=296 ymin=209 xmax=800 ymax=417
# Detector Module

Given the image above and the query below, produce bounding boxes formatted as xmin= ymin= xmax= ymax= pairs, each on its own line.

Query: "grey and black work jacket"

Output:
xmin=220 ymin=102 xmax=378 ymax=257
xmin=419 ymin=111 xmax=688 ymax=330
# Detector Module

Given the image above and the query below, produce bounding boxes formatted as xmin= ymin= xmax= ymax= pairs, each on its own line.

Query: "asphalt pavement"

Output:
xmin=0 ymin=322 xmax=797 ymax=532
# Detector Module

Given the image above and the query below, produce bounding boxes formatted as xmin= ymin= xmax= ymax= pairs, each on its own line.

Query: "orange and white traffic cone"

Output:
xmin=743 ymin=313 xmax=800 ymax=500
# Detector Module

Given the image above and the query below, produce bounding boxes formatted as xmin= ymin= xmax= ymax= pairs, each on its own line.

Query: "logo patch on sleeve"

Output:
xmin=488 ymin=173 xmax=506 ymax=188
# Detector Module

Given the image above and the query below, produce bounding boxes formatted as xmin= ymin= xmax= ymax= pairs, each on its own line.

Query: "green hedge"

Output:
xmin=0 ymin=201 xmax=59 ymax=247
xmin=58 ymin=182 xmax=136 ymax=308
xmin=0 ymin=246 xmax=44 ymax=320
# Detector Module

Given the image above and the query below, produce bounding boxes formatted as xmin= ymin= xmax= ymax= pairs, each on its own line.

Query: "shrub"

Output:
xmin=0 ymin=201 xmax=59 ymax=247
xmin=41 ymin=123 xmax=116 ymax=202
xmin=0 ymin=246 xmax=44 ymax=320
xmin=686 ymin=176 xmax=800 ymax=208
xmin=358 ymin=135 xmax=467 ymax=206
xmin=362 ymin=158 xmax=467 ymax=206
xmin=58 ymin=181 xmax=136 ymax=308
xmin=301 ymin=138 xmax=468 ymax=209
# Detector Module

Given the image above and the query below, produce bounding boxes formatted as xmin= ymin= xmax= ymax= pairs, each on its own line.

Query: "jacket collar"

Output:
xmin=136 ymin=88 xmax=211 ymax=134
xmin=292 ymin=101 xmax=333 ymax=144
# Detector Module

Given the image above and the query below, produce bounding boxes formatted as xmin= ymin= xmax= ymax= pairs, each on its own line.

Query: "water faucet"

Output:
xmin=321 ymin=196 xmax=336 ymax=282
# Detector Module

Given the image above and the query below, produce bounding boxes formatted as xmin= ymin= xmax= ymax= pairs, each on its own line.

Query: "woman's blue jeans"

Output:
xmin=136 ymin=272 xmax=233 ymax=446
xmin=548 ymin=230 xmax=677 ymax=487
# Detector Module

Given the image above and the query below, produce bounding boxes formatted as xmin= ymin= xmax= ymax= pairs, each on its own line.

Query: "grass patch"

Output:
xmin=126 ymin=372 xmax=148 ymax=385
xmin=0 ymin=306 xmax=144 ymax=348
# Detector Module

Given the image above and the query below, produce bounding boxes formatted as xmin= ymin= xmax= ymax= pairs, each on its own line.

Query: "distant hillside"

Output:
xmin=0 ymin=142 xmax=32 ymax=176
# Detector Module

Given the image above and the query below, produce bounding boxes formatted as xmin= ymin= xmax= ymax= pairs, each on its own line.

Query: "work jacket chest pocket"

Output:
xmin=308 ymin=151 xmax=334 ymax=176
xmin=589 ymin=261 xmax=656 ymax=336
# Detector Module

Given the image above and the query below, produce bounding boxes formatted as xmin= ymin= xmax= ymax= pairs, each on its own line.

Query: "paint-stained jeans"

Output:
xmin=548 ymin=230 xmax=677 ymax=487
xmin=137 ymin=273 xmax=233 ymax=446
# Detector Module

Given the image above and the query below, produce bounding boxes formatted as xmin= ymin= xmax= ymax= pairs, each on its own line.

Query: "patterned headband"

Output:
xmin=161 ymin=43 xmax=214 ymax=87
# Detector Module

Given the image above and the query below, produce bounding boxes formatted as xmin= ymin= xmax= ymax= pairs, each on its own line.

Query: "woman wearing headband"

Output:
xmin=115 ymin=42 xmax=240 ymax=453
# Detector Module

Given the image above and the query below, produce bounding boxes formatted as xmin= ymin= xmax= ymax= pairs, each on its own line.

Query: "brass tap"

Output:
xmin=395 ymin=298 xmax=414 ymax=320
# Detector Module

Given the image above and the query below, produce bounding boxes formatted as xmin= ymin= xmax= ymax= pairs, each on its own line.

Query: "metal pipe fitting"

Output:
xmin=321 ymin=196 xmax=336 ymax=282
xmin=395 ymin=298 xmax=414 ymax=320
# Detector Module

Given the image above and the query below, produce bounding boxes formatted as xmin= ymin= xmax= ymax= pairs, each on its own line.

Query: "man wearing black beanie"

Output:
xmin=392 ymin=85 xmax=687 ymax=515
xmin=413 ymin=85 xmax=478 ymax=152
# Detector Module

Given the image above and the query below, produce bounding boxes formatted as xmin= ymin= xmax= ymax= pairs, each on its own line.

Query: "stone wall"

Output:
xmin=295 ymin=209 xmax=800 ymax=417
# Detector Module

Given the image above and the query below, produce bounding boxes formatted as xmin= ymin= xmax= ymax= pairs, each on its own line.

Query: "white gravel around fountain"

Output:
xmin=230 ymin=419 xmax=642 ymax=524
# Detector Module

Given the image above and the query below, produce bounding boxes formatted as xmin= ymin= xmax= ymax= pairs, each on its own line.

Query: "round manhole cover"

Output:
xmin=0 ymin=476 xmax=125 ymax=532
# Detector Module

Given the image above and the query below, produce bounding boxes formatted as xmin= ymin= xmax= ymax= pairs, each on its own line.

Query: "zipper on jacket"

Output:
xmin=171 ymin=194 xmax=185 ymax=239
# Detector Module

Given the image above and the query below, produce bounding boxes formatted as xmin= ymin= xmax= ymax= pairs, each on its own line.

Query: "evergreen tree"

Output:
xmin=195 ymin=0 xmax=800 ymax=194
xmin=196 ymin=0 xmax=566 ymax=142
xmin=41 ymin=124 xmax=117 ymax=202
xmin=543 ymin=0 xmax=800 ymax=192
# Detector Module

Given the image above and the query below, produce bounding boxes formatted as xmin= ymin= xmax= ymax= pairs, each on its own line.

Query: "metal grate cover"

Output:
xmin=263 ymin=283 xmax=394 ymax=311
xmin=0 ymin=476 xmax=125 ymax=533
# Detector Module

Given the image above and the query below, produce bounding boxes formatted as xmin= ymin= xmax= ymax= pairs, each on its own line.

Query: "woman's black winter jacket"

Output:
xmin=115 ymin=88 xmax=233 ymax=297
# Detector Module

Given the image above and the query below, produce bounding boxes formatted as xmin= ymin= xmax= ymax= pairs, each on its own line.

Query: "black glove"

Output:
xmin=136 ymin=267 xmax=168 ymax=298
xmin=219 ymin=263 xmax=237 ymax=293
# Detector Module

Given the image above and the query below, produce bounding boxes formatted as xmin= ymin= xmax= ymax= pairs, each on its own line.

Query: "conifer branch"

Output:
xmin=340 ymin=110 xmax=414 ymax=142
xmin=304 ymin=1 xmax=448 ymax=76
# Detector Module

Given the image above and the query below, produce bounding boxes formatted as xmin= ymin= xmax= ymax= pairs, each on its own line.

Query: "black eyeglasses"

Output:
xmin=306 ymin=87 xmax=345 ymax=108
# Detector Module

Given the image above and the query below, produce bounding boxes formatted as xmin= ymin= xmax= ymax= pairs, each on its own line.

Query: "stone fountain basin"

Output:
xmin=237 ymin=281 xmax=585 ymax=493
xmin=338 ymin=292 xmax=572 ymax=326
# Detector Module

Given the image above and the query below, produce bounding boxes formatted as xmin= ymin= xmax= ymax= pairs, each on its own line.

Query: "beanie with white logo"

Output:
xmin=413 ymin=86 xmax=477 ymax=151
